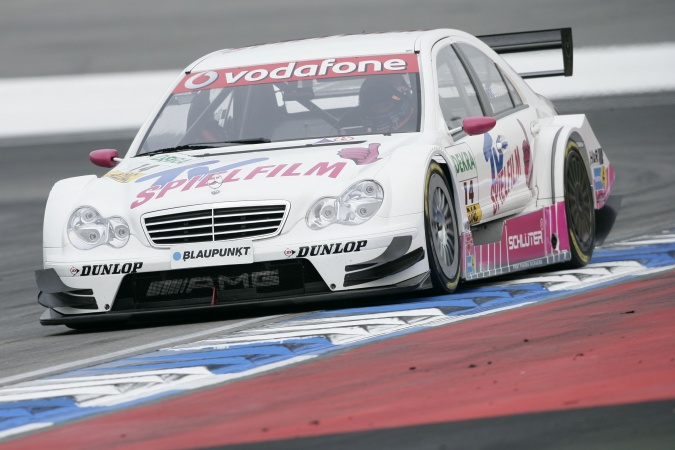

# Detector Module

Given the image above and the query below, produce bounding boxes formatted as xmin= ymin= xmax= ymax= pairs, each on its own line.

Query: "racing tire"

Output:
xmin=424 ymin=162 xmax=460 ymax=293
xmin=563 ymin=141 xmax=596 ymax=268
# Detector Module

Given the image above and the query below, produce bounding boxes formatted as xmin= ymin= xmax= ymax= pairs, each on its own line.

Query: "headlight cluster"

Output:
xmin=67 ymin=206 xmax=130 ymax=250
xmin=306 ymin=180 xmax=384 ymax=230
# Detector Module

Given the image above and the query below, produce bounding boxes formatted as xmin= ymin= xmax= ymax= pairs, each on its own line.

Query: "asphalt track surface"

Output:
xmin=1 ymin=1 xmax=675 ymax=448
xmin=2 ymin=95 xmax=675 ymax=449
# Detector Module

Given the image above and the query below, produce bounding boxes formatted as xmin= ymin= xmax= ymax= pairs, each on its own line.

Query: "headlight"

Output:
xmin=67 ymin=206 xmax=131 ymax=250
xmin=306 ymin=180 xmax=384 ymax=230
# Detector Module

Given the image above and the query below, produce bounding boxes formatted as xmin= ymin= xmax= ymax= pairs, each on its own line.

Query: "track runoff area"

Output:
xmin=1 ymin=43 xmax=675 ymax=446
xmin=1 ymin=235 xmax=674 ymax=444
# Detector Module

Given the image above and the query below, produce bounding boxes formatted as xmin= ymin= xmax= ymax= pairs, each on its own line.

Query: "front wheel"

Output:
xmin=424 ymin=162 xmax=460 ymax=293
xmin=564 ymin=141 xmax=596 ymax=267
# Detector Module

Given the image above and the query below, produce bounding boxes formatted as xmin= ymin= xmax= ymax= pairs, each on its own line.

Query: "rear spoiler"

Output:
xmin=478 ymin=28 xmax=573 ymax=79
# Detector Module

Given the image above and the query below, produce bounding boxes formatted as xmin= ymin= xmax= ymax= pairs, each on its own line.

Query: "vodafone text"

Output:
xmin=174 ymin=54 xmax=419 ymax=92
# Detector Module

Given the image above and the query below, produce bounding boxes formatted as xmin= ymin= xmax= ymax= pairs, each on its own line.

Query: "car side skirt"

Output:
xmin=462 ymin=201 xmax=571 ymax=280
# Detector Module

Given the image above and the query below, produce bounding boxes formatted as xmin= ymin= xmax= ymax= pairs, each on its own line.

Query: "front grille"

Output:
xmin=143 ymin=203 xmax=288 ymax=246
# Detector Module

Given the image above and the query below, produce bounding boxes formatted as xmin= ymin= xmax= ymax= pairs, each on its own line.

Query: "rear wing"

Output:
xmin=478 ymin=28 xmax=573 ymax=79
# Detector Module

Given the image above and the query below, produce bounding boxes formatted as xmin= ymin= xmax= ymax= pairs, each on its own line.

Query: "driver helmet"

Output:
xmin=359 ymin=74 xmax=414 ymax=133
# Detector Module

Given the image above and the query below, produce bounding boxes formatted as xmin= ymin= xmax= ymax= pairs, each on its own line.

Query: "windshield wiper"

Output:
xmin=141 ymin=144 xmax=213 ymax=156
xmin=142 ymin=139 xmax=272 ymax=157
xmin=200 ymin=138 xmax=272 ymax=146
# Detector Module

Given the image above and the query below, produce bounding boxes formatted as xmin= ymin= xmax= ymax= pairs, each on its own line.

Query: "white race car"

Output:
xmin=37 ymin=28 xmax=619 ymax=327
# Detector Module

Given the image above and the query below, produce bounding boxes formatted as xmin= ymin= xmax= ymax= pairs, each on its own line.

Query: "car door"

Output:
xmin=456 ymin=41 xmax=539 ymax=220
xmin=434 ymin=42 xmax=485 ymax=226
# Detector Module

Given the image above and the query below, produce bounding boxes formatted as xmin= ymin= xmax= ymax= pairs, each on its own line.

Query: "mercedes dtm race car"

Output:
xmin=37 ymin=28 xmax=619 ymax=327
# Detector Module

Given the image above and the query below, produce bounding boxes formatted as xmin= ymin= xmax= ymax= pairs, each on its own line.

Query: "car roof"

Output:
xmin=188 ymin=30 xmax=460 ymax=72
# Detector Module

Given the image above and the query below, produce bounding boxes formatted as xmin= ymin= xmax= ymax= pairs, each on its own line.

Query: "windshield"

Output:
xmin=138 ymin=54 xmax=420 ymax=155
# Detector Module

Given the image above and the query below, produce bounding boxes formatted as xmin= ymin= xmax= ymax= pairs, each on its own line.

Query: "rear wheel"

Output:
xmin=564 ymin=141 xmax=595 ymax=267
xmin=424 ymin=162 xmax=460 ymax=293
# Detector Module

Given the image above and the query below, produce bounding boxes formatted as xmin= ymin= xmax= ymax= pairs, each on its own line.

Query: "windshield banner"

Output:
xmin=173 ymin=54 xmax=419 ymax=93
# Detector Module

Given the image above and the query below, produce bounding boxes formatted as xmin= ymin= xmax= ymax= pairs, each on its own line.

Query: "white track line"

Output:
xmin=0 ymin=43 xmax=673 ymax=140
xmin=512 ymin=43 xmax=675 ymax=98
xmin=0 ymin=315 xmax=282 ymax=387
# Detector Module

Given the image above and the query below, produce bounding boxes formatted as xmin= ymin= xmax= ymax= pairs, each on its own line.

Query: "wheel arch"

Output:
xmin=423 ymin=153 xmax=464 ymax=292
xmin=382 ymin=144 xmax=468 ymax=268
xmin=382 ymin=145 xmax=466 ymax=227
xmin=432 ymin=154 xmax=470 ymax=234
xmin=535 ymin=114 xmax=601 ymax=207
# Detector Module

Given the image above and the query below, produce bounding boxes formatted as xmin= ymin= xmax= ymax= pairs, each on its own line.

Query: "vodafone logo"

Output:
xmin=175 ymin=54 xmax=418 ymax=93
xmin=184 ymin=71 xmax=219 ymax=89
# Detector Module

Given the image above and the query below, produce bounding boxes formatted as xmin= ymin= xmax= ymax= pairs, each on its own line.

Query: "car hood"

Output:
xmin=84 ymin=135 xmax=417 ymax=218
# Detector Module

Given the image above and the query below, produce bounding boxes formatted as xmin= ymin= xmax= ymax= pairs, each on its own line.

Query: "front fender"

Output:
xmin=378 ymin=144 xmax=445 ymax=218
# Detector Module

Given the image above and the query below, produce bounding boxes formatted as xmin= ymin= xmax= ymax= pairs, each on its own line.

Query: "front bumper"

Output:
xmin=38 ymin=270 xmax=430 ymax=327
xmin=37 ymin=219 xmax=429 ymax=325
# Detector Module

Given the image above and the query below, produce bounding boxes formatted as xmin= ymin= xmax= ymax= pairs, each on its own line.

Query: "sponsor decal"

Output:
xmin=73 ymin=262 xmax=143 ymax=277
xmin=495 ymin=214 xmax=548 ymax=265
xmin=170 ymin=241 xmax=254 ymax=268
xmin=338 ymin=143 xmax=381 ymax=165
xmin=148 ymin=154 xmax=194 ymax=165
xmin=463 ymin=179 xmax=477 ymax=209
xmin=146 ymin=270 xmax=280 ymax=295
xmin=466 ymin=203 xmax=482 ymax=225
xmin=484 ymin=83 xmax=509 ymax=99
xmin=134 ymin=158 xmax=264 ymax=189
xmin=104 ymin=170 xmax=145 ymax=183
xmin=131 ymin=158 xmax=347 ymax=209
xmin=104 ymin=159 xmax=190 ymax=184
xmin=511 ymin=259 xmax=545 ymax=270
xmin=517 ymin=119 xmax=533 ymax=189
xmin=463 ymin=232 xmax=475 ymax=274
xmin=594 ymin=166 xmax=607 ymax=190
xmin=288 ymin=240 xmax=367 ymax=258
xmin=184 ymin=71 xmax=218 ymax=90
xmin=315 ymin=136 xmax=355 ymax=144
xmin=484 ymin=133 xmax=505 ymax=181
xmin=450 ymin=151 xmax=476 ymax=174
xmin=483 ymin=133 xmax=522 ymax=215
xmin=173 ymin=247 xmax=251 ymax=262
xmin=596 ymin=191 xmax=607 ymax=205
xmin=173 ymin=54 xmax=419 ymax=93
xmin=508 ymin=231 xmax=543 ymax=250
xmin=590 ymin=148 xmax=604 ymax=165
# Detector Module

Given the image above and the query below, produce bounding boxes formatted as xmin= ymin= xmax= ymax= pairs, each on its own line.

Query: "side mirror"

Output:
xmin=90 ymin=149 xmax=120 ymax=168
xmin=463 ymin=116 xmax=496 ymax=136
